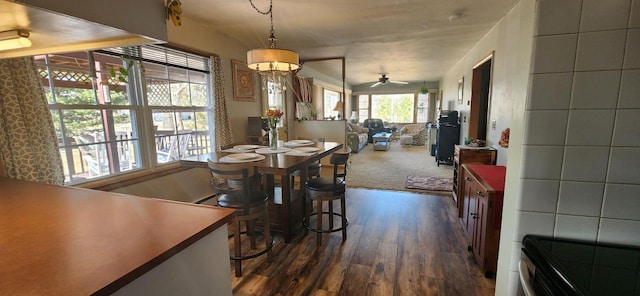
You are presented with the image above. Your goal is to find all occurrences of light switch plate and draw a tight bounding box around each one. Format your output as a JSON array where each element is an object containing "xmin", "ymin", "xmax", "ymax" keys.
[{"xmin": 491, "ymin": 120, "xmax": 497, "ymax": 129}]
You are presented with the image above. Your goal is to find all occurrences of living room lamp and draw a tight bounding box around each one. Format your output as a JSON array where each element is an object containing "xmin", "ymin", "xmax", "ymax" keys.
[
  {"xmin": 349, "ymin": 111, "xmax": 358, "ymax": 123},
  {"xmin": 0, "ymin": 30, "xmax": 32, "ymax": 51},
  {"xmin": 246, "ymin": 0, "xmax": 299, "ymax": 93},
  {"xmin": 333, "ymin": 100, "xmax": 343, "ymax": 119}
]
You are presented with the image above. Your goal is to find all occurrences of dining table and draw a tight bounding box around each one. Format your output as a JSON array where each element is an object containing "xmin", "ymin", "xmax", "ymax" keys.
[{"xmin": 180, "ymin": 141, "xmax": 343, "ymax": 243}]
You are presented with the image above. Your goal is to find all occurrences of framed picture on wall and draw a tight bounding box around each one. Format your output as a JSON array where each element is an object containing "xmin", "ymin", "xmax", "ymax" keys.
[
  {"xmin": 457, "ymin": 76, "xmax": 464, "ymax": 104},
  {"xmin": 231, "ymin": 59, "xmax": 255, "ymax": 101}
]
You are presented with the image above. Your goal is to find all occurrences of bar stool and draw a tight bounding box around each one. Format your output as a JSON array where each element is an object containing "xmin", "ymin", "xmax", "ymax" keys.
[
  {"xmin": 303, "ymin": 151, "xmax": 349, "ymax": 246},
  {"xmin": 208, "ymin": 160, "xmax": 273, "ymax": 277},
  {"xmin": 290, "ymin": 137, "xmax": 324, "ymax": 189}
]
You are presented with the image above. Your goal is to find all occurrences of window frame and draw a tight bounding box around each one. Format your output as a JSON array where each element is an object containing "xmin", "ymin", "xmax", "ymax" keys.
[
  {"xmin": 359, "ymin": 93, "xmax": 420, "ymax": 124},
  {"xmin": 37, "ymin": 45, "xmax": 214, "ymax": 185}
]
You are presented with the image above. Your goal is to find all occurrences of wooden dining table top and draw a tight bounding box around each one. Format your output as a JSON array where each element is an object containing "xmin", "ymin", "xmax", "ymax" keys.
[{"xmin": 180, "ymin": 141, "xmax": 344, "ymax": 174}]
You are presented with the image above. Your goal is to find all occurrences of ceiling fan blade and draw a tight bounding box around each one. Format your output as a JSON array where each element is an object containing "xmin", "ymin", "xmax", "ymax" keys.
[
  {"xmin": 370, "ymin": 82, "xmax": 382, "ymax": 88},
  {"xmin": 389, "ymin": 80, "xmax": 409, "ymax": 85}
]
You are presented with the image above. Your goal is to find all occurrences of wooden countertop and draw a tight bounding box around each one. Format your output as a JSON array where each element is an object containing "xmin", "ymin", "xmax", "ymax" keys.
[{"xmin": 0, "ymin": 177, "xmax": 235, "ymax": 295}]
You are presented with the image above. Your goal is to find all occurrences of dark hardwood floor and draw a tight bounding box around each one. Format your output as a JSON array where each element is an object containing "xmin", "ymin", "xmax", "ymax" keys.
[{"xmin": 227, "ymin": 188, "xmax": 496, "ymax": 296}]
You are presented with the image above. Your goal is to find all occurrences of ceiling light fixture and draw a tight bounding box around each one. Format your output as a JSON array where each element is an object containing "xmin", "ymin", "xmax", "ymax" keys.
[
  {"xmin": 0, "ymin": 30, "xmax": 32, "ymax": 51},
  {"xmin": 246, "ymin": 0, "xmax": 299, "ymax": 93}
]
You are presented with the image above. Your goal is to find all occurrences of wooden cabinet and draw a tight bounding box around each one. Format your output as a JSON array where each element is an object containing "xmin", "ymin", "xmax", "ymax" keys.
[
  {"xmin": 453, "ymin": 145, "xmax": 497, "ymax": 217},
  {"xmin": 460, "ymin": 164, "xmax": 505, "ymax": 276}
]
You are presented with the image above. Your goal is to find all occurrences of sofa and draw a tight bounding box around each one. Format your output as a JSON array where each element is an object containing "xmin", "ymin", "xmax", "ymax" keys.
[
  {"xmin": 399, "ymin": 124, "xmax": 427, "ymax": 146},
  {"xmin": 363, "ymin": 118, "xmax": 386, "ymax": 143},
  {"xmin": 347, "ymin": 123, "xmax": 369, "ymax": 153}
]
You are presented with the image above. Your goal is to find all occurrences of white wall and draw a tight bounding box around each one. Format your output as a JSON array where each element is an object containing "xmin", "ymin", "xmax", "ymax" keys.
[
  {"xmin": 111, "ymin": 168, "xmax": 214, "ymax": 203},
  {"xmin": 442, "ymin": 0, "xmax": 640, "ymax": 295},
  {"xmin": 168, "ymin": 17, "xmax": 264, "ymax": 144},
  {"xmin": 441, "ymin": 1, "xmax": 535, "ymax": 295}
]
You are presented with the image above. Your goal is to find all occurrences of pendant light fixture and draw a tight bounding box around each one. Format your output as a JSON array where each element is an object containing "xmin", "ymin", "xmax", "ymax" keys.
[{"xmin": 246, "ymin": 0, "xmax": 299, "ymax": 93}]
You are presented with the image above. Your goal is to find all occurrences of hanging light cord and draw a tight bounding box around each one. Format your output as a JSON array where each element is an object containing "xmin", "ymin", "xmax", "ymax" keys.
[{"xmin": 249, "ymin": 0, "xmax": 277, "ymax": 48}]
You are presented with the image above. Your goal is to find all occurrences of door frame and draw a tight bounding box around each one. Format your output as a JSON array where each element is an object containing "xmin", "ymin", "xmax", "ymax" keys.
[{"xmin": 468, "ymin": 52, "xmax": 494, "ymax": 141}]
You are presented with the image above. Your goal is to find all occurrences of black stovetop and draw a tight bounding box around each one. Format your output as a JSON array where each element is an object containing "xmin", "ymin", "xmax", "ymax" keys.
[{"xmin": 522, "ymin": 235, "xmax": 640, "ymax": 296}]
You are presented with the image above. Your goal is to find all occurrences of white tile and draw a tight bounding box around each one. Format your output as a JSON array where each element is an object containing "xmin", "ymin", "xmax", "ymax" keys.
[
  {"xmin": 521, "ymin": 146, "xmax": 564, "ymax": 180},
  {"xmin": 580, "ymin": 0, "xmax": 631, "ymax": 31},
  {"xmin": 517, "ymin": 211, "xmax": 556, "ymax": 238},
  {"xmin": 571, "ymin": 70, "xmax": 621, "ymax": 109},
  {"xmin": 535, "ymin": 0, "xmax": 581, "ymax": 35},
  {"xmin": 562, "ymin": 146, "xmax": 610, "ymax": 182},
  {"xmin": 524, "ymin": 110, "xmax": 568, "ymax": 145},
  {"xmin": 555, "ymin": 215, "xmax": 600, "ymax": 241},
  {"xmin": 619, "ymin": 69, "xmax": 640, "ymax": 108},
  {"xmin": 602, "ymin": 184, "xmax": 640, "ymax": 220},
  {"xmin": 575, "ymin": 30, "xmax": 627, "ymax": 71},
  {"xmin": 607, "ymin": 147, "xmax": 640, "ymax": 184},
  {"xmin": 531, "ymin": 34, "xmax": 578, "ymax": 74},
  {"xmin": 612, "ymin": 109, "xmax": 640, "ymax": 146},
  {"xmin": 566, "ymin": 110, "xmax": 615, "ymax": 146},
  {"xmin": 631, "ymin": 0, "xmax": 640, "ymax": 28},
  {"xmin": 557, "ymin": 181, "xmax": 605, "ymax": 216},
  {"xmin": 518, "ymin": 179, "xmax": 559, "ymax": 212},
  {"xmin": 624, "ymin": 28, "xmax": 640, "ymax": 69},
  {"xmin": 527, "ymin": 73, "xmax": 573, "ymax": 110},
  {"xmin": 598, "ymin": 218, "xmax": 640, "ymax": 245}
]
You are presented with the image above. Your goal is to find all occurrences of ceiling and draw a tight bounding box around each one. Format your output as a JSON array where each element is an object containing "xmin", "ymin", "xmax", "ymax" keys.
[
  {"xmin": 0, "ymin": 0, "xmax": 161, "ymax": 59},
  {"xmin": 181, "ymin": 0, "xmax": 519, "ymax": 87}
]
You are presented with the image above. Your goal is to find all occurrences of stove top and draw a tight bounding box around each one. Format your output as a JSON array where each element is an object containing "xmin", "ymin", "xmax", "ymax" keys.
[{"xmin": 522, "ymin": 235, "xmax": 640, "ymax": 296}]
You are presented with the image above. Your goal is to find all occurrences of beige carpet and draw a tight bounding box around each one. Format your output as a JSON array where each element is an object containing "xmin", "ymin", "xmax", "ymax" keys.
[{"xmin": 346, "ymin": 141, "xmax": 454, "ymax": 194}]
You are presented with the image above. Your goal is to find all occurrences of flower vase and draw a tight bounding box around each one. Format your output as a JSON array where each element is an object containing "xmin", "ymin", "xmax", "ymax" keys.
[{"xmin": 269, "ymin": 128, "xmax": 278, "ymax": 150}]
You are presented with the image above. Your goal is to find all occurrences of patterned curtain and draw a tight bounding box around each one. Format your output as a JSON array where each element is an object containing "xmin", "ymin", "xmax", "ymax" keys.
[
  {"xmin": 211, "ymin": 55, "xmax": 234, "ymax": 151},
  {"xmin": 0, "ymin": 57, "xmax": 64, "ymax": 185},
  {"xmin": 297, "ymin": 77, "xmax": 312, "ymax": 103}
]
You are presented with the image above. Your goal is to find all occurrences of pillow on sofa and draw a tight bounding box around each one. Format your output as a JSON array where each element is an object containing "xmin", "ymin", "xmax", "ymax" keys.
[{"xmin": 349, "ymin": 123, "xmax": 368, "ymax": 134}]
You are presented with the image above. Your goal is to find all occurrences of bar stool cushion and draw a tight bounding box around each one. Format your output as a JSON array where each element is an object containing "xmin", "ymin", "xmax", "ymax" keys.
[
  {"xmin": 217, "ymin": 191, "xmax": 269, "ymax": 209},
  {"xmin": 305, "ymin": 177, "xmax": 346, "ymax": 193}
]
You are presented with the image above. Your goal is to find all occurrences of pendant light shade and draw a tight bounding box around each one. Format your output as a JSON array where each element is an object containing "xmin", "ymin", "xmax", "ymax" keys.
[{"xmin": 247, "ymin": 48, "xmax": 299, "ymax": 72}]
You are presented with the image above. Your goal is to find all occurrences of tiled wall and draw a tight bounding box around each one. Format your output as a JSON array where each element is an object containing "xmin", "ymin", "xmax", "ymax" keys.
[{"xmin": 516, "ymin": 0, "xmax": 640, "ymax": 270}]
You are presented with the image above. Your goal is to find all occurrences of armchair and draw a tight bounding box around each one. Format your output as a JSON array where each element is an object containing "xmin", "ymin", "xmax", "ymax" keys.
[
  {"xmin": 363, "ymin": 118, "xmax": 386, "ymax": 143},
  {"xmin": 399, "ymin": 124, "xmax": 427, "ymax": 146}
]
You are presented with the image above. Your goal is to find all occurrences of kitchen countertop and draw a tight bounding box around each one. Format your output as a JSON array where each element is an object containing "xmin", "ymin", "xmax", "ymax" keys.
[{"xmin": 0, "ymin": 177, "xmax": 235, "ymax": 295}]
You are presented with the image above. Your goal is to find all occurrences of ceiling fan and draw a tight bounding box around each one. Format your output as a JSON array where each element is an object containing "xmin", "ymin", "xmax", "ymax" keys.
[{"xmin": 370, "ymin": 74, "xmax": 409, "ymax": 88}]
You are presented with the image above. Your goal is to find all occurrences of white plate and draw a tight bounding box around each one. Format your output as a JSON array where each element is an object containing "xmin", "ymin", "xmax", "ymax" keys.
[
  {"xmin": 293, "ymin": 147, "xmax": 320, "ymax": 153},
  {"xmin": 226, "ymin": 153, "xmax": 259, "ymax": 160},
  {"xmin": 290, "ymin": 139, "xmax": 312, "ymax": 144},
  {"xmin": 255, "ymin": 147, "xmax": 291, "ymax": 154},
  {"xmin": 219, "ymin": 154, "xmax": 265, "ymax": 163},
  {"xmin": 233, "ymin": 144, "xmax": 259, "ymax": 150}
]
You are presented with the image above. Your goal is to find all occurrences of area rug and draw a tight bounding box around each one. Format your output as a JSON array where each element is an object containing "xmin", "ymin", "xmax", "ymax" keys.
[
  {"xmin": 405, "ymin": 176, "xmax": 453, "ymax": 191},
  {"xmin": 346, "ymin": 141, "xmax": 454, "ymax": 193}
]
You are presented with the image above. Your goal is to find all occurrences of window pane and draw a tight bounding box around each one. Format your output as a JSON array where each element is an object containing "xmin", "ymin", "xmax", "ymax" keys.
[
  {"xmin": 358, "ymin": 95, "xmax": 369, "ymax": 122},
  {"xmin": 37, "ymin": 45, "xmax": 212, "ymax": 184},
  {"xmin": 371, "ymin": 94, "xmax": 415, "ymax": 123},
  {"xmin": 416, "ymin": 93, "xmax": 429, "ymax": 123},
  {"xmin": 323, "ymin": 89, "xmax": 340, "ymax": 119}
]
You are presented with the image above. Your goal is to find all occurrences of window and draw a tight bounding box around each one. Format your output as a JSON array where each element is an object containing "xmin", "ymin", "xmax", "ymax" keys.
[
  {"xmin": 36, "ymin": 45, "xmax": 213, "ymax": 184},
  {"xmin": 266, "ymin": 81, "xmax": 285, "ymax": 126},
  {"xmin": 416, "ymin": 93, "xmax": 429, "ymax": 123},
  {"xmin": 323, "ymin": 89, "xmax": 340, "ymax": 119},
  {"xmin": 370, "ymin": 93, "xmax": 415, "ymax": 123},
  {"xmin": 358, "ymin": 95, "xmax": 369, "ymax": 122}
]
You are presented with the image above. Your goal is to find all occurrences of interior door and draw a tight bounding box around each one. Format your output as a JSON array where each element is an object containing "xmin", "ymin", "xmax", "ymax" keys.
[{"xmin": 469, "ymin": 54, "xmax": 493, "ymax": 141}]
